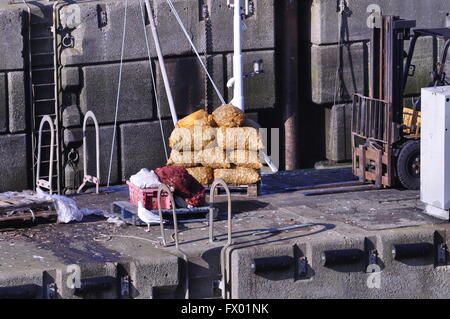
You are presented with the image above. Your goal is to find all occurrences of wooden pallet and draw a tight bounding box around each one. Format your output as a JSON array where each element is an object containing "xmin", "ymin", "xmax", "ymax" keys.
[
  {"xmin": 205, "ymin": 183, "xmax": 259, "ymax": 197},
  {"xmin": 110, "ymin": 201, "xmax": 218, "ymax": 226},
  {"xmin": 0, "ymin": 191, "xmax": 56, "ymax": 223}
]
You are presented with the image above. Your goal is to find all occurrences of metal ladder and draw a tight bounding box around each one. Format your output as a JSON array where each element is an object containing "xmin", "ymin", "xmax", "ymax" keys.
[{"xmin": 23, "ymin": 1, "xmax": 64, "ymax": 194}]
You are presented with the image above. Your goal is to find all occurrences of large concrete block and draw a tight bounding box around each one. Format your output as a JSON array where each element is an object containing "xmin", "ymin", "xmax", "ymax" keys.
[
  {"xmin": 0, "ymin": 134, "xmax": 29, "ymax": 192},
  {"xmin": 325, "ymin": 104, "xmax": 352, "ymax": 162},
  {"xmin": 404, "ymin": 36, "xmax": 435, "ymax": 96},
  {"xmin": 0, "ymin": 73, "xmax": 6, "ymax": 132},
  {"xmin": 226, "ymin": 50, "xmax": 276, "ymax": 110},
  {"xmin": 7, "ymin": 72, "xmax": 26, "ymax": 133},
  {"xmin": 153, "ymin": 0, "xmax": 202, "ymax": 55},
  {"xmin": 0, "ymin": 8, "xmax": 24, "ymax": 70},
  {"xmin": 63, "ymin": 125, "xmax": 120, "ymax": 187},
  {"xmin": 62, "ymin": 67, "xmax": 81, "ymax": 90},
  {"xmin": 120, "ymin": 120, "xmax": 174, "ymax": 181},
  {"xmin": 129, "ymin": 255, "xmax": 179, "ymax": 299},
  {"xmin": 209, "ymin": 0, "xmax": 275, "ymax": 52},
  {"xmin": 155, "ymin": 55, "xmax": 224, "ymax": 118},
  {"xmin": 62, "ymin": 104, "xmax": 83, "ymax": 128},
  {"xmin": 79, "ymin": 61, "xmax": 153, "ymax": 125},
  {"xmin": 311, "ymin": 42, "xmax": 367, "ymax": 105},
  {"xmin": 438, "ymin": 37, "xmax": 450, "ymax": 85},
  {"xmin": 60, "ymin": 0, "xmax": 199, "ymax": 66},
  {"xmin": 308, "ymin": 0, "xmax": 450, "ymax": 45}
]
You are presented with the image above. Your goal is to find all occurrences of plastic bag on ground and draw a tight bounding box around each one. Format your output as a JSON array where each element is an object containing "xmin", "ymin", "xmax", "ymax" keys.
[
  {"xmin": 37, "ymin": 188, "xmax": 83, "ymax": 223},
  {"xmin": 130, "ymin": 168, "xmax": 161, "ymax": 189}
]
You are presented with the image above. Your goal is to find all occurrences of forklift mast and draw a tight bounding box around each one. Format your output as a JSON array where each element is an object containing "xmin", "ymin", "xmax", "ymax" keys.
[
  {"xmin": 352, "ymin": 15, "xmax": 415, "ymax": 188},
  {"xmin": 370, "ymin": 16, "xmax": 416, "ymax": 140}
]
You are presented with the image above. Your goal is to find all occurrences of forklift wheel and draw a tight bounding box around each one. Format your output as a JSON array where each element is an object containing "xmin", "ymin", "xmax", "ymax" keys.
[{"xmin": 396, "ymin": 140, "xmax": 420, "ymax": 190}]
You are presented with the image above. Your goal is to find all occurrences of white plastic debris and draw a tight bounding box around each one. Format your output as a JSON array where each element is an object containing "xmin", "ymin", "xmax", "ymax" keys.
[
  {"xmin": 35, "ymin": 189, "xmax": 127, "ymax": 226},
  {"xmin": 53, "ymin": 195, "xmax": 83, "ymax": 223},
  {"xmin": 129, "ymin": 168, "xmax": 161, "ymax": 189},
  {"xmin": 106, "ymin": 216, "xmax": 127, "ymax": 227},
  {"xmin": 36, "ymin": 189, "xmax": 83, "ymax": 223}
]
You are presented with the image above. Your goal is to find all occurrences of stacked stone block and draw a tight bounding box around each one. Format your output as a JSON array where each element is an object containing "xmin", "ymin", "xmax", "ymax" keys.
[{"xmin": 0, "ymin": 0, "xmax": 275, "ymax": 192}]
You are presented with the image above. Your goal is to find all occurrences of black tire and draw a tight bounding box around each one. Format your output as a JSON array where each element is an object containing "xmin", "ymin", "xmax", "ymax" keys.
[{"xmin": 396, "ymin": 140, "xmax": 420, "ymax": 190}]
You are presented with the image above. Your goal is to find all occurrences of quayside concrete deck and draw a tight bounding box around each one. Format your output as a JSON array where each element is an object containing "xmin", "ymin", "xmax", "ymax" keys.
[{"xmin": 0, "ymin": 168, "xmax": 449, "ymax": 299}]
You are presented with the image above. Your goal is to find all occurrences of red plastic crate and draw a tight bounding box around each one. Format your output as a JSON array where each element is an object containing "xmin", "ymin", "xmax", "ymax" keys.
[{"xmin": 127, "ymin": 181, "xmax": 172, "ymax": 210}]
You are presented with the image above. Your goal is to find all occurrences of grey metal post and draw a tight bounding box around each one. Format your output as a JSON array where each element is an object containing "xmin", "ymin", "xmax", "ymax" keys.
[{"xmin": 144, "ymin": 0, "xmax": 178, "ymax": 126}]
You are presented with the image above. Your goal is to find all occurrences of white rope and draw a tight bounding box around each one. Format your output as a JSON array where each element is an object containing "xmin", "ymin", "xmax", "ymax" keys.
[
  {"xmin": 107, "ymin": 0, "xmax": 128, "ymax": 187},
  {"xmin": 164, "ymin": 0, "xmax": 226, "ymax": 105},
  {"xmin": 139, "ymin": 0, "xmax": 169, "ymax": 161}
]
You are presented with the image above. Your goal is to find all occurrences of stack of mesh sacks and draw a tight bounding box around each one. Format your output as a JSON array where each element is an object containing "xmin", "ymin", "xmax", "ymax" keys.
[{"xmin": 166, "ymin": 105, "xmax": 263, "ymax": 185}]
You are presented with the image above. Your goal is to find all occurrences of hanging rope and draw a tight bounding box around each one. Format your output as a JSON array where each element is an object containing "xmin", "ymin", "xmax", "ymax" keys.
[
  {"xmin": 139, "ymin": 0, "xmax": 169, "ymax": 161},
  {"xmin": 164, "ymin": 0, "xmax": 226, "ymax": 105},
  {"xmin": 333, "ymin": 0, "xmax": 345, "ymax": 107},
  {"xmin": 107, "ymin": 0, "xmax": 128, "ymax": 187}
]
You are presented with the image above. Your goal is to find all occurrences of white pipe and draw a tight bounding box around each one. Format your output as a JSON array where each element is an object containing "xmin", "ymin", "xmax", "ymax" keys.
[
  {"xmin": 144, "ymin": 0, "xmax": 178, "ymax": 125},
  {"xmin": 230, "ymin": 0, "xmax": 244, "ymax": 111}
]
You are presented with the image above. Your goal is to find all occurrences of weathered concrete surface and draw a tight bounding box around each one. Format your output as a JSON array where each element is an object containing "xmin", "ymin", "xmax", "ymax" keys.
[
  {"xmin": 0, "ymin": 73, "xmax": 7, "ymax": 133},
  {"xmin": 59, "ymin": 0, "xmax": 275, "ymax": 66},
  {"xmin": 325, "ymin": 103, "xmax": 352, "ymax": 162},
  {"xmin": 63, "ymin": 125, "xmax": 120, "ymax": 187},
  {"xmin": 0, "ymin": 218, "xmax": 180, "ymax": 299},
  {"xmin": 209, "ymin": 0, "xmax": 275, "ymax": 52},
  {"xmin": 119, "ymin": 120, "xmax": 173, "ymax": 181},
  {"xmin": 308, "ymin": 0, "xmax": 450, "ymax": 45},
  {"xmin": 310, "ymin": 42, "xmax": 368, "ymax": 105},
  {"xmin": 80, "ymin": 62, "xmax": 154, "ymax": 124},
  {"xmin": 0, "ymin": 8, "xmax": 24, "ymax": 71},
  {"xmin": 0, "ymin": 134, "xmax": 28, "ymax": 192},
  {"xmin": 7, "ymin": 72, "xmax": 26, "ymax": 133},
  {"xmin": 0, "ymin": 0, "xmax": 277, "ymax": 192},
  {"xmin": 0, "ymin": 169, "xmax": 449, "ymax": 299},
  {"xmin": 60, "ymin": 0, "xmax": 200, "ymax": 66},
  {"xmin": 155, "ymin": 55, "xmax": 224, "ymax": 118},
  {"xmin": 61, "ymin": 67, "xmax": 81, "ymax": 91},
  {"xmin": 226, "ymin": 50, "xmax": 276, "ymax": 110}
]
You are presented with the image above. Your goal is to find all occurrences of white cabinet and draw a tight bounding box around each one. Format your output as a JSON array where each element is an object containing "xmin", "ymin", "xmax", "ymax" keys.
[{"xmin": 421, "ymin": 86, "xmax": 450, "ymax": 220}]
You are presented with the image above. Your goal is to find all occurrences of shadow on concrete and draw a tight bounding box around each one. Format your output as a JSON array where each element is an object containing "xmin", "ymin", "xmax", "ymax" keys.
[{"xmin": 164, "ymin": 222, "xmax": 336, "ymax": 250}]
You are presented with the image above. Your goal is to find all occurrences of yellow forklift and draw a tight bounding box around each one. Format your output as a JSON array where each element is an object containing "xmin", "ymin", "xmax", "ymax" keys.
[{"xmin": 352, "ymin": 15, "xmax": 450, "ymax": 190}]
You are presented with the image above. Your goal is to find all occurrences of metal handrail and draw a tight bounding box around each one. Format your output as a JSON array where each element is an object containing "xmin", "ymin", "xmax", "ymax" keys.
[
  {"xmin": 209, "ymin": 179, "xmax": 232, "ymax": 244},
  {"xmin": 77, "ymin": 111, "xmax": 100, "ymax": 194},
  {"xmin": 209, "ymin": 179, "xmax": 233, "ymax": 299},
  {"xmin": 36, "ymin": 115, "xmax": 55, "ymax": 194},
  {"xmin": 157, "ymin": 183, "xmax": 189, "ymax": 299}
]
